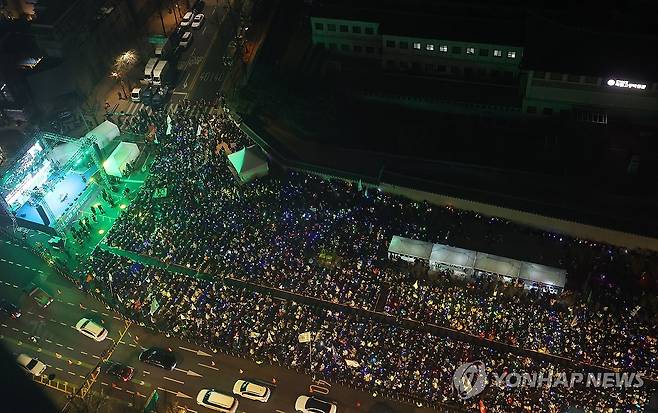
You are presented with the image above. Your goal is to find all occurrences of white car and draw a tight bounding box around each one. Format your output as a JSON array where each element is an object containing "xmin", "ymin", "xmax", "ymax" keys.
[
  {"xmin": 75, "ymin": 318, "xmax": 108, "ymax": 342},
  {"xmin": 196, "ymin": 389, "xmax": 238, "ymax": 413},
  {"xmin": 180, "ymin": 11, "xmax": 194, "ymax": 27},
  {"xmin": 232, "ymin": 380, "xmax": 271, "ymax": 402},
  {"xmin": 295, "ymin": 396, "xmax": 337, "ymax": 413},
  {"xmin": 191, "ymin": 13, "xmax": 204, "ymax": 28},
  {"xmin": 17, "ymin": 354, "xmax": 47, "ymax": 376},
  {"xmin": 180, "ymin": 31, "xmax": 192, "ymax": 48}
]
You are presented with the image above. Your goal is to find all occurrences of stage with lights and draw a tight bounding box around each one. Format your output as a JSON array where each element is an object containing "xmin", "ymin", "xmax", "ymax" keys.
[{"xmin": 0, "ymin": 121, "xmax": 120, "ymax": 234}]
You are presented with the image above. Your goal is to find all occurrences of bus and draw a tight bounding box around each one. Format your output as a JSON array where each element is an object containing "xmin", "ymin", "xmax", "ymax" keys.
[
  {"xmin": 143, "ymin": 57, "xmax": 159, "ymax": 84},
  {"xmin": 152, "ymin": 60, "xmax": 174, "ymax": 86}
]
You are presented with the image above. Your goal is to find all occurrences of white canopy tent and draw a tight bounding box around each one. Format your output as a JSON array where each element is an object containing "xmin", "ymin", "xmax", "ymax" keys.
[
  {"xmin": 103, "ymin": 142, "xmax": 140, "ymax": 177},
  {"xmin": 430, "ymin": 243, "xmax": 477, "ymax": 270},
  {"xmin": 46, "ymin": 120, "xmax": 120, "ymax": 167},
  {"xmin": 474, "ymin": 253, "xmax": 522, "ymax": 279},
  {"xmin": 387, "ymin": 236, "xmax": 433, "ymax": 262},
  {"xmin": 84, "ymin": 120, "xmax": 120, "ymax": 150},
  {"xmin": 519, "ymin": 263, "xmax": 567, "ymax": 289},
  {"xmin": 227, "ymin": 145, "xmax": 269, "ymax": 183}
]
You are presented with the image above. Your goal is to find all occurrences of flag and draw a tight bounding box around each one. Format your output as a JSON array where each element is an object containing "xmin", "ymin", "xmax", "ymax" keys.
[
  {"xmin": 298, "ymin": 332, "xmax": 313, "ymax": 343},
  {"xmin": 149, "ymin": 298, "xmax": 160, "ymax": 315}
]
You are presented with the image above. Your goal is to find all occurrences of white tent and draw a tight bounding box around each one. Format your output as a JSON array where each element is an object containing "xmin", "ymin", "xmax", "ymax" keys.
[
  {"xmin": 46, "ymin": 120, "xmax": 120, "ymax": 167},
  {"xmin": 387, "ymin": 236, "xmax": 433, "ymax": 262},
  {"xmin": 84, "ymin": 120, "xmax": 120, "ymax": 150},
  {"xmin": 474, "ymin": 253, "xmax": 522, "ymax": 278},
  {"xmin": 430, "ymin": 243, "xmax": 477, "ymax": 269},
  {"xmin": 227, "ymin": 145, "xmax": 269, "ymax": 182},
  {"xmin": 103, "ymin": 142, "xmax": 140, "ymax": 177},
  {"xmin": 519, "ymin": 263, "xmax": 567, "ymax": 289}
]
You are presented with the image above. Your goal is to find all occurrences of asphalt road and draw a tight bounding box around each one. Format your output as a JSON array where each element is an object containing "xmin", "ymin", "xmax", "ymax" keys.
[
  {"xmin": 173, "ymin": 3, "xmax": 238, "ymax": 103},
  {"xmin": 0, "ymin": 237, "xmax": 423, "ymax": 413}
]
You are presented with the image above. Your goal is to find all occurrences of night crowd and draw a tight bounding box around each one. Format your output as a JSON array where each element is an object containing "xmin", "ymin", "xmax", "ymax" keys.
[{"xmin": 79, "ymin": 99, "xmax": 656, "ymax": 412}]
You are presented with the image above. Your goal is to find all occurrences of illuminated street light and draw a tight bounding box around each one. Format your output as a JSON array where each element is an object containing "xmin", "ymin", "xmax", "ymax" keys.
[{"xmin": 120, "ymin": 204, "xmax": 127, "ymax": 210}]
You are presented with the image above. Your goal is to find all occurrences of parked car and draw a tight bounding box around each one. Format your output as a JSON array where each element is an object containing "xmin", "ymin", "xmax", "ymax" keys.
[
  {"xmin": 17, "ymin": 354, "xmax": 46, "ymax": 376},
  {"xmin": 75, "ymin": 318, "xmax": 108, "ymax": 342},
  {"xmin": 191, "ymin": 13, "xmax": 204, "ymax": 28},
  {"xmin": 180, "ymin": 31, "xmax": 193, "ymax": 48},
  {"xmin": 131, "ymin": 88, "xmax": 142, "ymax": 102},
  {"xmin": 141, "ymin": 86, "xmax": 155, "ymax": 106},
  {"xmin": 151, "ymin": 86, "xmax": 171, "ymax": 109},
  {"xmin": 106, "ymin": 363, "xmax": 134, "ymax": 382},
  {"xmin": 28, "ymin": 287, "xmax": 53, "ymax": 309},
  {"xmin": 0, "ymin": 299, "xmax": 21, "ymax": 319},
  {"xmin": 180, "ymin": 11, "xmax": 194, "ymax": 27},
  {"xmin": 232, "ymin": 380, "xmax": 271, "ymax": 402},
  {"xmin": 139, "ymin": 347, "xmax": 177, "ymax": 370},
  {"xmin": 196, "ymin": 389, "xmax": 238, "ymax": 413},
  {"xmin": 295, "ymin": 396, "xmax": 337, "ymax": 413}
]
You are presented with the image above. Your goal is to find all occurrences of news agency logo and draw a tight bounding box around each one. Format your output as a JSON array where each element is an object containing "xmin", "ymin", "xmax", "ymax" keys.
[
  {"xmin": 452, "ymin": 360, "xmax": 487, "ymax": 400},
  {"xmin": 452, "ymin": 361, "xmax": 646, "ymax": 400}
]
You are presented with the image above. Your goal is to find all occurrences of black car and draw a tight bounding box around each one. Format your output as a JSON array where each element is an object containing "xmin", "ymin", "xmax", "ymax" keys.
[
  {"xmin": 139, "ymin": 347, "xmax": 176, "ymax": 370},
  {"xmin": 141, "ymin": 86, "xmax": 155, "ymax": 106},
  {"xmin": 0, "ymin": 299, "xmax": 21, "ymax": 319}
]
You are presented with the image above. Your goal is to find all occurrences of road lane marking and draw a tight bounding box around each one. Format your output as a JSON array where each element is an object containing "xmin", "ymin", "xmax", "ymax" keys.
[
  {"xmin": 55, "ymin": 367, "xmax": 63, "ymax": 371},
  {"xmin": 125, "ymin": 390, "xmax": 135, "ymax": 395},
  {"xmin": 59, "ymin": 322, "xmax": 67, "ymax": 326},
  {"xmin": 67, "ymin": 302, "xmax": 75, "ymax": 306},
  {"xmin": 143, "ymin": 370, "xmax": 150, "ymax": 375},
  {"xmin": 80, "ymin": 351, "xmax": 88, "ymax": 355},
  {"xmin": 50, "ymin": 319, "xmax": 57, "ymax": 323},
  {"xmin": 15, "ymin": 263, "xmax": 22, "ymax": 267},
  {"xmin": 11, "ymin": 327, "xmax": 19, "ymax": 332},
  {"xmin": 45, "ymin": 339, "xmax": 52, "ymax": 343},
  {"xmin": 101, "ymin": 382, "xmax": 108, "ymax": 386},
  {"xmin": 101, "ymin": 313, "xmax": 109, "ymax": 316},
  {"xmin": 198, "ymin": 363, "xmax": 219, "ymax": 371},
  {"xmin": 163, "ymin": 376, "xmax": 184, "ymax": 385},
  {"xmin": 27, "ymin": 311, "xmax": 33, "ymax": 315},
  {"xmin": 91, "ymin": 309, "xmax": 97, "ymax": 313},
  {"xmin": 129, "ymin": 343, "xmax": 137, "ymax": 348},
  {"xmin": 0, "ymin": 324, "xmax": 7, "ymax": 328},
  {"xmin": 67, "ymin": 347, "xmax": 75, "ymax": 351},
  {"xmin": 68, "ymin": 371, "xmax": 76, "ymax": 376},
  {"xmin": 92, "ymin": 355, "xmax": 100, "ymax": 359}
]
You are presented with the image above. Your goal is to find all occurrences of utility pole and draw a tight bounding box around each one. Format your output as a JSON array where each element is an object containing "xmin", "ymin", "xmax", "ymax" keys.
[{"xmin": 61, "ymin": 319, "xmax": 132, "ymax": 412}]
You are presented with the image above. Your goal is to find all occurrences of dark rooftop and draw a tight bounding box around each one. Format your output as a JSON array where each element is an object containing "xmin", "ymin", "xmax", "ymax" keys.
[{"xmin": 523, "ymin": 15, "xmax": 658, "ymax": 81}]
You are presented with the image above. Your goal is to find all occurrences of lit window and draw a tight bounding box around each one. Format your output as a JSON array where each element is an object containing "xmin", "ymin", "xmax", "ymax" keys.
[
  {"xmin": 413, "ymin": 42, "xmax": 421, "ymax": 50},
  {"xmin": 426, "ymin": 44, "xmax": 434, "ymax": 51},
  {"xmin": 507, "ymin": 51, "xmax": 516, "ymax": 58},
  {"xmin": 466, "ymin": 47, "xmax": 475, "ymax": 54},
  {"xmin": 439, "ymin": 45, "xmax": 448, "ymax": 52},
  {"xmin": 493, "ymin": 49, "xmax": 502, "ymax": 57}
]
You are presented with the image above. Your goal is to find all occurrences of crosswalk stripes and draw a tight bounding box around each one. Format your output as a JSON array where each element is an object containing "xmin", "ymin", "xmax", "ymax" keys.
[
  {"xmin": 198, "ymin": 71, "xmax": 225, "ymax": 83},
  {"xmin": 117, "ymin": 102, "xmax": 219, "ymax": 130}
]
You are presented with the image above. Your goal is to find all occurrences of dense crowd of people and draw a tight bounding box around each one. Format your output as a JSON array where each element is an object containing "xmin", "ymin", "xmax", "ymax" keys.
[
  {"xmin": 80, "ymin": 98, "xmax": 658, "ymax": 411},
  {"xmin": 81, "ymin": 250, "xmax": 653, "ymax": 413}
]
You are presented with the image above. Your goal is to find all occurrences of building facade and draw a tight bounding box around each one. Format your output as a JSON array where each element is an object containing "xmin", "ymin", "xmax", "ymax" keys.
[{"xmin": 309, "ymin": 8, "xmax": 658, "ymax": 124}]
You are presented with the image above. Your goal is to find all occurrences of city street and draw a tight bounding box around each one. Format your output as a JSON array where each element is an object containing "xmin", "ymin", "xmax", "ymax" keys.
[{"xmin": 0, "ymin": 237, "xmax": 421, "ymax": 413}]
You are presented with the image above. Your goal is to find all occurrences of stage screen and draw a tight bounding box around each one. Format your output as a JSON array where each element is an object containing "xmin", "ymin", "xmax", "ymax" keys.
[{"xmin": 3, "ymin": 141, "xmax": 53, "ymax": 210}]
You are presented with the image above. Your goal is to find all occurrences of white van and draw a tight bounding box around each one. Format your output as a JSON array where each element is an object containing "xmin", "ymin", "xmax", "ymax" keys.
[
  {"xmin": 131, "ymin": 88, "xmax": 142, "ymax": 102},
  {"xmin": 143, "ymin": 57, "xmax": 159, "ymax": 84}
]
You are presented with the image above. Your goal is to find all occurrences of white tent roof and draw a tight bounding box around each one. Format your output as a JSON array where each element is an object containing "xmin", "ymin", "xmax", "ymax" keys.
[
  {"xmin": 46, "ymin": 120, "xmax": 119, "ymax": 167},
  {"xmin": 430, "ymin": 244, "xmax": 477, "ymax": 268},
  {"xmin": 227, "ymin": 145, "xmax": 269, "ymax": 182},
  {"xmin": 103, "ymin": 142, "xmax": 140, "ymax": 177},
  {"xmin": 519, "ymin": 263, "xmax": 567, "ymax": 288},
  {"xmin": 474, "ymin": 253, "xmax": 522, "ymax": 278},
  {"xmin": 84, "ymin": 120, "xmax": 119, "ymax": 150},
  {"xmin": 388, "ymin": 236, "xmax": 432, "ymax": 261}
]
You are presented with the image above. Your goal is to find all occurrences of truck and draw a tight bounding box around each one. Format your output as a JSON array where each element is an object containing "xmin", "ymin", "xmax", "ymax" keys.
[
  {"xmin": 152, "ymin": 61, "xmax": 175, "ymax": 86},
  {"xmin": 154, "ymin": 36, "xmax": 175, "ymax": 60},
  {"xmin": 143, "ymin": 57, "xmax": 159, "ymax": 85}
]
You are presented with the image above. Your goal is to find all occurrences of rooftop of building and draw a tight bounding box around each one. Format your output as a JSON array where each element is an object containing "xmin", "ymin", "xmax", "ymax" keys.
[{"xmin": 311, "ymin": 0, "xmax": 658, "ymax": 80}]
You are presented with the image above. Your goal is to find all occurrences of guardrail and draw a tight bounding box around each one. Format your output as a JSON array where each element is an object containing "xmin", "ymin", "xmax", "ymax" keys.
[{"xmin": 33, "ymin": 374, "xmax": 78, "ymax": 397}]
